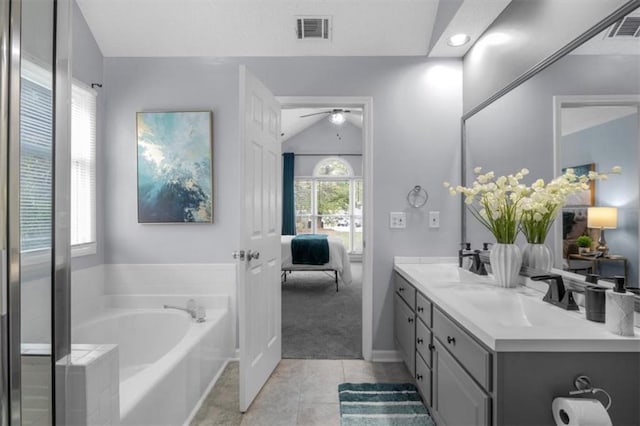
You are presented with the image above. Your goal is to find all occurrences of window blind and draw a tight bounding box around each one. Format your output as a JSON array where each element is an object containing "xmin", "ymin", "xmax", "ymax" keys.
[
  {"xmin": 71, "ymin": 83, "xmax": 97, "ymax": 246},
  {"xmin": 20, "ymin": 67, "xmax": 53, "ymax": 252}
]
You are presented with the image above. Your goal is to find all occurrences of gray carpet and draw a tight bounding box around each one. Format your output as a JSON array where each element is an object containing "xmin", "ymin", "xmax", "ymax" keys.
[{"xmin": 282, "ymin": 264, "xmax": 362, "ymax": 359}]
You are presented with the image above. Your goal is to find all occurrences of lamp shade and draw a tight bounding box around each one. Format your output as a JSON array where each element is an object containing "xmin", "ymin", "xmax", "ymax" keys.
[{"xmin": 587, "ymin": 207, "xmax": 618, "ymax": 229}]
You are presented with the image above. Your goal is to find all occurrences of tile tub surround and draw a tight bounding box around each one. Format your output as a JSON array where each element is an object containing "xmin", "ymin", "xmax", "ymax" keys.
[
  {"xmin": 394, "ymin": 261, "xmax": 640, "ymax": 352},
  {"xmin": 191, "ymin": 359, "xmax": 414, "ymax": 426},
  {"xmin": 65, "ymin": 344, "xmax": 120, "ymax": 426}
]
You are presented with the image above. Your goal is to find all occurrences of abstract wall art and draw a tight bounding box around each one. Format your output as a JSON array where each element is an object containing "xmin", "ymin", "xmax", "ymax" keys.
[{"xmin": 137, "ymin": 111, "xmax": 213, "ymax": 223}]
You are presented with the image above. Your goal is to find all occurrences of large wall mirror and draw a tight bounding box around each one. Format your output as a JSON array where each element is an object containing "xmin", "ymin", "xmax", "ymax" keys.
[{"xmin": 462, "ymin": 2, "xmax": 640, "ymax": 289}]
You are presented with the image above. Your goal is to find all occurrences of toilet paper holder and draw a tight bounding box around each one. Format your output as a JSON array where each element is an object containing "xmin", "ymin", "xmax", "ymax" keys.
[{"xmin": 568, "ymin": 375, "xmax": 612, "ymax": 410}]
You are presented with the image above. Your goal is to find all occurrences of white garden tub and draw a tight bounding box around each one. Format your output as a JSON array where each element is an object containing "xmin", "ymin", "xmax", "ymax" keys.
[{"xmin": 73, "ymin": 307, "xmax": 231, "ymax": 425}]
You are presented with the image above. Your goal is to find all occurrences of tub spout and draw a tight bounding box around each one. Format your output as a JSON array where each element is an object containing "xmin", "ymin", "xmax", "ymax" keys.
[{"xmin": 163, "ymin": 299, "xmax": 206, "ymax": 322}]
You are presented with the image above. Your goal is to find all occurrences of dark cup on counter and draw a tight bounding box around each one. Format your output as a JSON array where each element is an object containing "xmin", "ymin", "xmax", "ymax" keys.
[{"xmin": 585, "ymin": 286, "xmax": 607, "ymax": 323}]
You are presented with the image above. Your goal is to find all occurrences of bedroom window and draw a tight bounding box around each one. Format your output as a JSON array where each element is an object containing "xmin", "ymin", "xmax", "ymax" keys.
[{"xmin": 295, "ymin": 158, "xmax": 363, "ymax": 254}]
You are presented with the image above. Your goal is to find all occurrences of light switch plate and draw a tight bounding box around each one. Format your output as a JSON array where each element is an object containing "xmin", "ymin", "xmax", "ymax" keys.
[
  {"xmin": 429, "ymin": 211, "xmax": 440, "ymax": 228},
  {"xmin": 389, "ymin": 212, "xmax": 406, "ymax": 229}
]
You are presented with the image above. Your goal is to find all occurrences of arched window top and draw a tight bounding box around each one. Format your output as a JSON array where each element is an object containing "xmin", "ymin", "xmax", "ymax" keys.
[{"xmin": 313, "ymin": 157, "xmax": 353, "ymax": 177}]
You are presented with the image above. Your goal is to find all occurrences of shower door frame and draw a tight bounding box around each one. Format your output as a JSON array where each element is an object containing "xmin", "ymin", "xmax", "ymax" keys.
[{"xmin": 1, "ymin": 0, "xmax": 23, "ymax": 422}]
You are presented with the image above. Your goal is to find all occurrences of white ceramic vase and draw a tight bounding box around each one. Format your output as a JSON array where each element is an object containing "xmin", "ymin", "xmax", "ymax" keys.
[
  {"xmin": 490, "ymin": 243, "xmax": 522, "ymax": 288},
  {"xmin": 522, "ymin": 243, "xmax": 553, "ymax": 272}
]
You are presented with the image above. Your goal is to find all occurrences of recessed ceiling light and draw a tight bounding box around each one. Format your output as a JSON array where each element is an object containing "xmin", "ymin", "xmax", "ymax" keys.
[{"xmin": 447, "ymin": 33, "xmax": 471, "ymax": 47}]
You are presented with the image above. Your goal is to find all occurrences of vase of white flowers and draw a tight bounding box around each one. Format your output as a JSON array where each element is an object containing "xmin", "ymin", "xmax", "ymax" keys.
[
  {"xmin": 445, "ymin": 166, "xmax": 621, "ymax": 286},
  {"xmin": 519, "ymin": 166, "xmax": 621, "ymax": 272},
  {"xmin": 445, "ymin": 167, "xmax": 529, "ymax": 287}
]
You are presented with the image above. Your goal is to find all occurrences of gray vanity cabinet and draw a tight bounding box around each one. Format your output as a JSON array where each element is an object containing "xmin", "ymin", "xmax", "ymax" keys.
[
  {"xmin": 433, "ymin": 339, "xmax": 490, "ymax": 426},
  {"xmin": 394, "ymin": 271, "xmax": 491, "ymax": 425}
]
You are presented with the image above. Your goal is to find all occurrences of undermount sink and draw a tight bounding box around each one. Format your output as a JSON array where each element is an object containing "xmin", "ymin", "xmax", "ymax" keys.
[
  {"xmin": 460, "ymin": 289, "xmax": 583, "ymax": 328},
  {"xmin": 402, "ymin": 263, "xmax": 494, "ymax": 284}
]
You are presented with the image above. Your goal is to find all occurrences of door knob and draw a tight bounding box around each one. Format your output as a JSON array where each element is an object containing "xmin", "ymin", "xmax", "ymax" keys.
[
  {"xmin": 247, "ymin": 250, "xmax": 260, "ymax": 261},
  {"xmin": 232, "ymin": 250, "xmax": 245, "ymax": 261}
]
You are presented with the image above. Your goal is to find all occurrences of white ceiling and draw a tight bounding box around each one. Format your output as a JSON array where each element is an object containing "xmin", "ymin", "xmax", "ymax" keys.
[
  {"xmin": 76, "ymin": 0, "xmax": 510, "ymax": 58},
  {"xmin": 281, "ymin": 108, "xmax": 362, "ymax": 141},
  {"xmin": 77, "ymin": 0, "xmax": 440, "ymax": 57},
  {"xmin": 561, "ymin": 106, "xmax": 637, "ymax": 136}
]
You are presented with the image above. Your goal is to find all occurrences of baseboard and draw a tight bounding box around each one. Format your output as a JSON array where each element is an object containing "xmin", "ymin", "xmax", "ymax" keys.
[
  {"xmin": 371, "ymin": 350, "xmax": 402, "ymax": 362},
  {"xmin": 183, "ymin": 358, "xmax": 231, "ymax": 426}
]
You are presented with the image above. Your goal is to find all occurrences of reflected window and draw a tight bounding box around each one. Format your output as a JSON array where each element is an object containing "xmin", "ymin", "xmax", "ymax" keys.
[{"xmin": 20, "ymin": 59, "xmax": 53, "ymax": 252}]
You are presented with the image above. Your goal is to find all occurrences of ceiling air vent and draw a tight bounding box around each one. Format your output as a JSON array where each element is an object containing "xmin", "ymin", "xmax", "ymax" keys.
[
  {"xmin": 296, "ymin": 16, "xmax": 331, "ymax": 40},
  {"xmin": 607, "ymin": 16, "xmax": 640, "ymax": 38}
]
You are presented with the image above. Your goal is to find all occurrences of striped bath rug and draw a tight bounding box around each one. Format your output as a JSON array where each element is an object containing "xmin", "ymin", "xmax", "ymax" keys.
[{"xmin": 338, "ymin": 383, "xmax": 436, "ymax": 426}]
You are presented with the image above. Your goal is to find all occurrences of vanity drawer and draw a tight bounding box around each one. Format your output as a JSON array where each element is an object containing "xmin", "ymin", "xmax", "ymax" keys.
[
  {"xmin": 433, "ymin": 308, "xmax": 491, "ymax": 390},
  {"xmin": 415, "ymin": 352, "xmax": 431, "ymax": 407},
  {"xmin": 415, "ymin": 318, "xmax": 432, "ymax": 367},
  {"xmin": 394, "ymin": 273, "xmax": 416, "ymax": 309},
  {"xmin": 415, "ymin": 292, "xmax": 432, "ymax": 327}
]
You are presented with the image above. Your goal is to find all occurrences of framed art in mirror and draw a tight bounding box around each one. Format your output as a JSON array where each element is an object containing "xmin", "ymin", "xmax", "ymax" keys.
[{"xmin": 136, "ymin": 111, "xmax": 213, "ymax": 223}]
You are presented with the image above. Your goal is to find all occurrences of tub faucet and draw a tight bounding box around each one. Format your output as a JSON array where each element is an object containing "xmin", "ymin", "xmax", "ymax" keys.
[{"xmin": 163, "ymin": 299, "xmax": 206, "ymax": 322}]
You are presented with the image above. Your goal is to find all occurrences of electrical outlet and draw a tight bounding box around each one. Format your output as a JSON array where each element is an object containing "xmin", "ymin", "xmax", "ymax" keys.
[
  {"xmin": 429, "ymin": 211, "xmax": 440, "ymax": 228},
  {"xmin": 390, "ymin": 212, "xmax": 406, "ymax": 229}
]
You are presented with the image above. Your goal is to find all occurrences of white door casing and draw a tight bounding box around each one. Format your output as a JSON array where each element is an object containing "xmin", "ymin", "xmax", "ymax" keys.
[{"xmin": 238, "ymin": 65, "xmax": 282, "ymax": 412}]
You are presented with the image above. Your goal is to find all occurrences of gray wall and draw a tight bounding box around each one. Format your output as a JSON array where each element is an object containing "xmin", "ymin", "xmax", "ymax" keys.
[
  {"xmin": 463, "ymin": 0, "xmax": 629, "ymax": 113},
  {"xmin": 71, "ymin": 0, "xmax": 105, "ymax": 270},
  {"xmin": 282, "ymin": 118, "xmax": 362, "ymax": 177},
  {"xmin": 562, "ymin": 114, "xmax": 639, "ymax": 285},
  {"xmin": 102, "ymin": 57, "xmax": 463, "ymax": 350},
  {"xmin": 464, "ymin": 53, "xmax": 640, "ymax": 265},
  {"xmin": 103, "ymin": 58, "xmax": 240, "ymax": 263}
]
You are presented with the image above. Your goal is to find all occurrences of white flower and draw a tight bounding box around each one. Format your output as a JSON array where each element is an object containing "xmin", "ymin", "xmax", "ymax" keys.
[
  {"xmin": 611, "ymin": 166, "xmax": 622, "ymax": 174},
  {"xmin": 474, "ymin": 166, "xmax": 482, "ymax": 174},
  {"xmin": 443, "ymin": 182, "xmax": 450, "ymax": 188}
]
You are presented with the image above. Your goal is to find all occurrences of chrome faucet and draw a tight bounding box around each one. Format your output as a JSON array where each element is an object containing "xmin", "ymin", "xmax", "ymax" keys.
[{"xmin": 163, "ymin": 298, "xmax": 206, "ymax": 322}]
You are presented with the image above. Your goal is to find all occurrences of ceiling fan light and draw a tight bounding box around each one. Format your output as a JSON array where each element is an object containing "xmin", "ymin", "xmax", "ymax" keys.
[
  {"xmin": 447, "ymin": 33, "xmax": 471, "ymax": 47},
  {"xmin": 330, "ymin": 112, "xmax": 346, "ymax": 125}
]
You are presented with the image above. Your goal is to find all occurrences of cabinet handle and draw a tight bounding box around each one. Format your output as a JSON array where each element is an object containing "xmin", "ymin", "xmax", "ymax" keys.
[
  {"xmin": 428, "ymin": 343, "xmax": 435, "ymax": 351},
  {"xmin": 417, "ymin": 338, "xmax": 423, "ymax": 344},
  {"xmin": 407, "ymin": 317, "xmax": 414, "ymax": 323},
  {"xmin": 417, "ymin": 306, "xmax": 424, "ymax": 313},
  {"xmin": 447, "ymin": 336, "xmax": 456, "ymax": 345},
  {"xmin": 416, "ymin": 374, "xmax": 423, "ymax": 381}
]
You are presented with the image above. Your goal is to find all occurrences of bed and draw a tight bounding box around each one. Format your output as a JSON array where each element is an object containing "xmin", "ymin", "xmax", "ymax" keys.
[{"xmin": 281, "ymin": 235, "xmax": 353, "ymax": 291}]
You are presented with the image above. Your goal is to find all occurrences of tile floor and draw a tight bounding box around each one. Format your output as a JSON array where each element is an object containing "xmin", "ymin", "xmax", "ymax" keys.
[{"xmin": 191, "ymin": 359, "xmax": 414, "ymax": 426}]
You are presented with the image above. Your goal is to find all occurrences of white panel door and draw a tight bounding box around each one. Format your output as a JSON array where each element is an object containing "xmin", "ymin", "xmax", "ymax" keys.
[{"xmin": 238, "ymin": 65, "xmax": 282, "ymax": 412}]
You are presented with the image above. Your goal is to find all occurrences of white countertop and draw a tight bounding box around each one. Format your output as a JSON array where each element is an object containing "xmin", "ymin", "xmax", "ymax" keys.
[{"xmin": 394, "ymin": 260, "xmax": 640, "ymax": 352}]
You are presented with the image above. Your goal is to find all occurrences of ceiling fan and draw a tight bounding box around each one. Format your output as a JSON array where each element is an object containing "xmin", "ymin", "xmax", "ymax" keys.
[{"xmin": 299, "ymin": 108, "xmax": 362, "ymax": 125}]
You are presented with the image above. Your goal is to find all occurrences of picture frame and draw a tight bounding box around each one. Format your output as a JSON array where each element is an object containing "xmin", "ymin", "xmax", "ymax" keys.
[
  {"xmin": 563, "ymin": 163, "xmax": 595, "ymax": 207},
  {"xmin": 136, "ymin": 111, "xmax": 213, "ymax": 223}
]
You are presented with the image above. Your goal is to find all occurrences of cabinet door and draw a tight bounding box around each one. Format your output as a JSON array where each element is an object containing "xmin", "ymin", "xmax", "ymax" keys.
[
  {"xmin": 394, "ymin": 294, "xmax": 415, "ymax": 377},
  {"xmin": 415, "ymin": 352, "xmax": 432, "ymax": 407},
  {"xmin": 432, "ymin": 340, "xmax": 490, "ymax": 426}
]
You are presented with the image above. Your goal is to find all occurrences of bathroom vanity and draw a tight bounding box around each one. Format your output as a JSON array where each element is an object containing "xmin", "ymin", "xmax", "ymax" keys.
[{"xmin": 393, "ymin": 260, "xmax": 640, "ymax": 426}]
